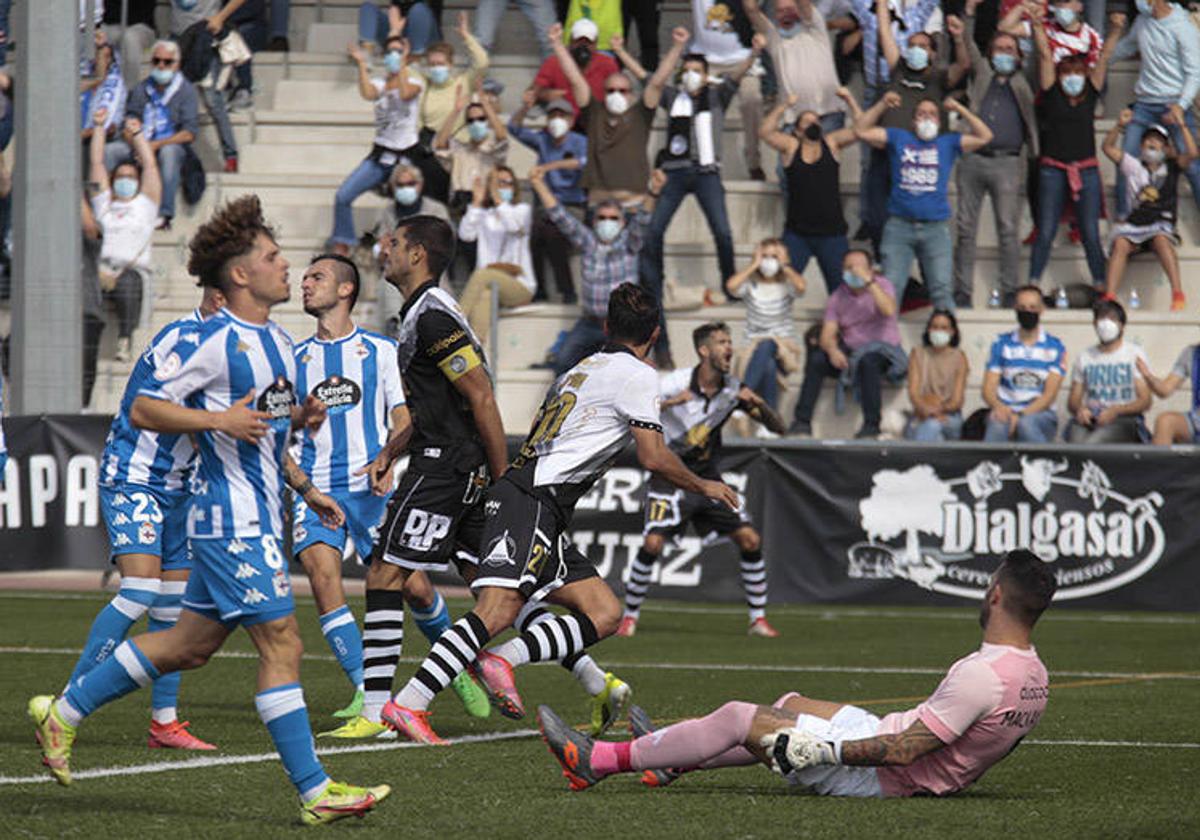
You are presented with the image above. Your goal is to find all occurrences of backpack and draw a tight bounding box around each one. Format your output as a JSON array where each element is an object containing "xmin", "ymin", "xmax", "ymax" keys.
[
  {"xmin": 182, "ymin": 145, "xmax": 207, "ymax": 206},
  {"xmin": 178, "ymin": 20, "xmax": 216, "ymax": 84}
]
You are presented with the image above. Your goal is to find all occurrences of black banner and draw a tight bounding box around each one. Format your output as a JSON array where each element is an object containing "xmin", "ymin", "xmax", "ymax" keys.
[{"xmin": 2, "ymin": 417, "xmax": 1198, "ymax": 610}]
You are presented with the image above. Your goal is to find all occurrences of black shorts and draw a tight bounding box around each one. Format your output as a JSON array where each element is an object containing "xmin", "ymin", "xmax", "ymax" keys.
[
  {"xmin": 642, "ymin": 476, "xmax": 751, "ymax": 540},
  {"xmin": 470, "ymin": 478, "xmax": 598, "ymax": 601},
  {"xmin": 373, "ymin": 464, "xmax": 488, "ymax": 572}
]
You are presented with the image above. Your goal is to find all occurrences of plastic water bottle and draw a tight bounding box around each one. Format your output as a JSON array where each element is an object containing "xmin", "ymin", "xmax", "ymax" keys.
[
  {"xmin": 1128, "ymin": 288, "xmax": 1141, "ymax": 310},
  {"xmin": 988, "ymin": 288, "xmax": 1002, "ymax": 308},
  {"xmin": 1055, "ymin": 287, "xmax": 1069, "ymax": 309}
]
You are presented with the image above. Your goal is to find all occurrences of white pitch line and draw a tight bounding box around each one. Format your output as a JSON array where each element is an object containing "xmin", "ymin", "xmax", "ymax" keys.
[{"xmin": 1026, "ymin": 739, "xmax": 1200, "ymax": 749}]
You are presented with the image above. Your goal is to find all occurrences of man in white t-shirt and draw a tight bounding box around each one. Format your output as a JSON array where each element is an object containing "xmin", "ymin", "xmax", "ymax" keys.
[
  {"xmin": 745, "ymin": 0, "xmax": 844, "ymax": 132},
  {"xmin": 1065, "ymin": 299, "xmax": 1150, "ymax": 444}
]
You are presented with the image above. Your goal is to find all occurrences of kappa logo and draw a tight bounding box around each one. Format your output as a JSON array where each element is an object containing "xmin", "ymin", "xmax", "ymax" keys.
[
  {"xmin": 114, "ymin": 533, "xmax": 133, "ymax": 547},
  {"xmin": 138, "ymin": 522, "xmax": 157, "ymax": 545},
  {"xmin": 846, "ymin": 458, "xmax": 1165, "ymax": 600},
  {"xmin": 482, "ymin": 530, "xmax": 517, "ymax": 567},
  {"xmin": 111, "ymin": 512, "xmax": 130, "ymax": 526},
  {"xmin": 113, "ymin": 493, "xmax": 130, "ymax": 506},
  {"xmin": 234, "ymin": 562, "xmax": 258, "ymax": 580},
  {"xmin": 228, "ymin": 538, "xmax": 251, "ymax": 555},
  {"xmin": 242, "ymin": 588, "xmax": 269, "ymax": 605}
]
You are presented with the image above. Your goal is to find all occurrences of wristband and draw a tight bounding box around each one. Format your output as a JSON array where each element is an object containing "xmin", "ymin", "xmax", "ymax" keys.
[
  {"xmin": 830, "ymin": 739, "xmax": 844, "ymax": 764},
  {"xmin": 295, "ymin": 479, "xmax": 315, "ymax": 498}
]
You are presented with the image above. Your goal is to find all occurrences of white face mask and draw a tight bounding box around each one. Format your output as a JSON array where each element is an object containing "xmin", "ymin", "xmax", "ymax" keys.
[
  {"xmin": 682, "ymin": 70, "xmax": 704, "ymax": 94},
  {"xmin": 1095, "ymin": 319, "xmax": 1121, "ymax": 344},
  {"xmin": 547, "ymin": 116, "xmax": 570, "ymax": 139},
  {"xmin": 928, "ymin": 329, "xmax": 952, "ymax": 348},
  {"xmin": 915, "ymin": 119, "xmax": 939, "ymax": 142},
  {"xmin": 605, "ymin": 91, "xmax": 629, "ymax": 115},
  {"xmin": 758, "ymin": 256, "xmax": 780, "ymax": 278}
]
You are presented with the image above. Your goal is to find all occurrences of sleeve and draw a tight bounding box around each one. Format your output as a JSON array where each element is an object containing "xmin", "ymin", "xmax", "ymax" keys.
[
  {"xmin": 546, "ymin": 203, "xmax": 595, "ymax": 251},
  {"xmin": 176, "ymin": 84, "xmax": 199, "ymax": 136},
  {"xmin": 822, "ymin": 290, "xmax": 841, "ymax": 324},
  {"xmin": 1111, "ymin": 26, "xmax": 1140, "ymax": 62},
  {"xmin": 418, "ymin": 310, "xmax": 484, "ymax": 383},
  {"xmin": 457, "ymin": 205, "xmax": 484, "ymax": 242},
  {"xmin": 494, "ymin": 201, "xmax": 531, "ymax": 235},
  {"xmin": 138, "ymin": 327, "xmax": 224, "ymax": 404},
  {"xmin": 125, "ymin": 84, "xmax": 145, "ymax": 119},
  {"xmin": 91, "ymin": 189, "xmax": 112, "ymax": 221},
  {"xmin": 508, "ymin": 122, "xmax": 542, "ymax": 151},
  {"xmin": 1131, "ymin": 346, "xmax": 1147, "ymax": 380},
  {"xmin": 615, "ymin": 365, "xmax": 663, "ymax": 430},
  {"xmin": 380, "ymin": 341, "xmax": 406, "ymax": 409},
  {"xmin": 1069, "ymin": 352, "xmax": 1084, "ymax": 384},
  {"xmin": 624, "ymin": 208, "xmax": 650, "ymax": 254},
  {"xmin": 571, "ymin": 133, "xmax": 588, "ymax": 169},
  {"xmin": 1050, "ymin": 339, "xmax": 1067, "ymax": 376},
  {"xmin": 1118, "ymin": 152, "xmax": 1142, "ymax": 180},
  {"xmin": 463, "ymin": 29, "xmax": 490, "ymax": 78},
  {"xmin": 917, "ymin": 657, "xmax": 1005, "ymax": 743},
  {"xmin": 986, "ymin": 337, "xmax": 1005, "ymax": 373},
  {"xmin": 533, "ymin": 57, "xmax": 559, "ymax": 91},
  {"xmin": 1170, "ymin": 345, "xmax": 1194, "ymax": 379},
  {"xmin": 370, "ymin": 77, "xmax": 385, "ymax": 96},
  {"xmin": 657, "ymin": 368, "xmax": 690, "ymax": 399},
  {"xmin": 1177, "ymin": 22, "xmax": 1200, "ymax": 107},
  {"xmin": 884, "ymin": 127, "xmax": 900, "ymax": 149}
]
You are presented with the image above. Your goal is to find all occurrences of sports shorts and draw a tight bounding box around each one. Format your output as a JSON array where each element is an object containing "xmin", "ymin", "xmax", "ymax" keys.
[
  {"xmin": 785, "ymin": 705, "xmax": 884, "ymax": 798},
  {"xmin": 292, "ymin": 489, "xmax": 389, "ymax": 562},
  {"xmin": 642, "ymin": 476, "xmax": 751, "ymax": 540},
  {"xmin": 100, "ymin": 484, "xmax": 190, "ymax": 571},
  {"xmin": 470, "ymin": 477, "xmax": 598, "ymax": 601},
  {"xmin": 372, "ymin": 464, "xmax": 488, "ymax": 572},
  {"xmin": 183, "ymin": 534, "xmax": 295, "ymax": 627}
]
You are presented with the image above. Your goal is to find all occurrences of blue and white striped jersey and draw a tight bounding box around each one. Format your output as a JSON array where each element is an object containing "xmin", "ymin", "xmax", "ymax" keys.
[
  {"xmin": 139, "ymin": 309, "xmax": 298, "ymax": 541},
  {"xmin": 294, "ymin": 326, "xmax": 404, "ymax": 495},
  {"xmin": 101, "ymin": 310, "xmax": 204, "ymax": 495},
  {"xmin": 986, "ymin": 329, "xmax": 1067, "ymax": 410}
]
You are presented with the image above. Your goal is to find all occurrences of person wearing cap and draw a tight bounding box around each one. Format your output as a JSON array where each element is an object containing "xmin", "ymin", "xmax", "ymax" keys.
[
  {"xmin": 510, "ymin": 88, "xmax": 589, "ymax": 303},
  {"xmin": 534, "ymin": 17, "xmax": 621, "ymax": 119}
]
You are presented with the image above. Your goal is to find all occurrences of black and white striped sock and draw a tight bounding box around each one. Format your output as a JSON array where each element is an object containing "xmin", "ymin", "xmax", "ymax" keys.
[
  {"xmin": 395, "ymin": 612, "xmax": 490, "ymax": 709},
  {"xmin": 508, "ymin": 604, "xmax": 607, "ymax": 695},
  {"xmin": 740, "ymin": 549, "xmax": 768, "ymax": 622},
  {"xmin": 499, "ymin": 613, "xmax": 599, "ymax": 668},
  {"xmin": 623, "ymin": 549, "xmax": 657, "ymax": 618},
  {"xmin": 361, "ymin": 589, "xmax": 406, "ymax": 723}
]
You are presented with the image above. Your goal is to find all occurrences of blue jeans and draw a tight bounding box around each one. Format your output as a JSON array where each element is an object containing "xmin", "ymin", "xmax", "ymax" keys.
[
  {"xmin": 983, "ymin": 409, "xmax": 1058, "ymax": 443},
  {"xmin": 1119, "ymin": 101, "xmax": 1200, "ymax": 217},
  {"xmin": 743, "ymin": 339, "xmax": 781, "ymax": 410},
  {"xmin": 331, "ymin": 155, "xmax": 394, "ymax": 246},
  {"xmin": 553, "ymin": 316, "xmax": 607, "ymax": 376},
  {"xmin": 201, "ymin": 62, "xmax": 238, "ymax": 158},
  {"xmin": 105, "ymin": 140, "xmax": 185, "ymax": 219},
  {"xmin": 880, "ymin": 217, "xmax": 954, "ymax": 311},
  {"xmin": 270, "ymin": 0, "xmax": 290, "ymax": 41},
  {"xmin": 359, "ymin": 2, "xmax": 438, "ymax": 54},
  {"xmin": 782, "ymin": 229, "xmax": 847, "ymax": 295},
  {"xmin": 1030, "ymin": 164, "xmax": 1104, "ymax": 285},
  {"xmin": 473, "ymin": 0, "xmax": 556, "ymax": 57},
  {"xmin": 906, "ymin": 412, "xmax": 963, "ymax": 442}
]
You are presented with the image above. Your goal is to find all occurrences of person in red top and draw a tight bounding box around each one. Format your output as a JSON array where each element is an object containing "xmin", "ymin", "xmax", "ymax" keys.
[{"xmin": 533, "ymin": 18, "xmax": 620, "ymax": 119}]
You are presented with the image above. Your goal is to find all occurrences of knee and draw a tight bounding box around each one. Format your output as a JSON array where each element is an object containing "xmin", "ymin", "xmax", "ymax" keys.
[
  {"xmin": 157, "ymin": 144, "xmax": 185, "ymax": 168},
  {"xmin": 734, "ymin": 528, "xmax": 761, "ymax": 553},
  {"xmin": 588, "ymin": 597, "xmax": 623, "ymax": 639},
  {"xmin": 365, "ymin": 560, "xmax": 404, "ymax": 589},
  {"xmin": 475, "ymin": 590, "xmax": 524, "ymax": 635},
  {"xmin": 402, "ymin": 573, "xmax": 434, "ymax": 608},
  {"xmin": 641, "ymin": 534, "xmax": 665, "ymax": 556}
]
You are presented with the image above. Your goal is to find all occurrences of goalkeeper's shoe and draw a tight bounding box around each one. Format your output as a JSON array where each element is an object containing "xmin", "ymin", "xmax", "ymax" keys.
[
  {"xmin": 28, "ymin": 695, "xmax": 75, "ymax": 786},
  {"xmin": 331, "ymin": 689, "xmax": 365, "ymax": 720},
  {"xmin": 380, "ymin": 700, "xmax": 447, "ymax": 745},
  {"xmin": 147, "ymin": 720, "xmax": 217, "ymax": 750},
  {"xmin": 537, "ymin": 705, "xmax": 601, "ymax": 792},
  {"xmin": 451, "ymin": 671, "xmax": 492, "ymax": 719},
  {"xmin": 472, "ymin": 650, "xmax": 524, "ymax": 720},
  {"xmin": 588, "ymin": 673, "xmax": 632, "ymax": 736},
  {"xmin": 318, "ymin": 715, "xmax": 389, "ymax": 739},
  {"xmin": 628, "ymin": 704, "xmax": 682, "ymax": 788},
  {"xmin": 300, "ymin": 781, "xmax": 391, "ymax": 826}
]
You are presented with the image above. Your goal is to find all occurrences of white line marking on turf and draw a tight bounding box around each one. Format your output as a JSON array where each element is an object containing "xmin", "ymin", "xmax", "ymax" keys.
[
  {"xmin": 1, "ymin": 646, "xmax": 1196, "ymax": 682},
  {"xmin": 1026, "ymin": 739, "xmax": 1200, "ymax": 749}
]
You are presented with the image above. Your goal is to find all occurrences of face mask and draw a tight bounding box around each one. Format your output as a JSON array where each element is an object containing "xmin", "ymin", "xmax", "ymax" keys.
[
  {"xmin": 383, "ymin": 51, "xmax": 403, "ymax": 75},
  {"xmin": 803, "ymin": 122, "xmax": 822, "ymax": 141},
  {"xmin": 1017, "ymin": 309, "xmax": 1040, "ymax": 331},
  {"xmin": 176, "ymin": 0, "xmax": 198, "ymax": 10},
  {"xmin": 682, "ymin": 70, "xmax": 704, "ymax": 94},
  {"xmin": 1061, "ymin": 74, "xmax": 1085, "ymax": 97},
  {"xmin": 595, "ymin": 219, "xmax": 621, "ymax": 242},
  {"xmin": 1095, "ymin": 319, "xmax": 1121, "ymax": 344},
  {"xmin": 905, "ymin": 45, "xmax": 929, "ymax": 72},
  {"xmin": 570, "ymin": 44, "xmax": 592, "ymax": 68},
  {"xmin": 991, "ymin": 53, "xmax": 1017, "ymax": 76},
  {"xmin": 605, "ymin": 91, "xmax": 629, "ymax": 115},
  {"xmin": 497, "ymin": 187, "xmax": 514, "ymax": 203},
  {"xmin": 467, "ymin": 120, "xmax": 489, "ymax": 142},
  {"xmin": 394, "ymin": 185, "xmax": 419, "ymax": 205},
  {"xmin": 843, "ymin": 270, "xmax": 866, "ymax": 290},
  {"xmin": 759, "ymin": 256, "xmax": 780, "ymax": 278},
  {"xmin": 778, "ymin": 22, "xmax": 802, "ymax": 38},
  {"xmin": 427, "ymin": 65, "xmax": 450, "ymax": 85},
  {"xmin": 1143, "ymin": 147, "xmax": 1165, "ymax": 166},
  {"xmin": 1053, "ymin": 6, "xmax": 1078, "ymax": 27},
  {"xmin": 150, "ymin": 67, "xmax": 174, "ymax": 86},
  {"xmin": 915, "ymin": 119, "xmax": 939, "ymax": 142},
  {"xmin": 112, "ymin": 177, "xmax": 138, "ymax": 199},
  {"xmin": 547, "ymin": 116, "xmax": 570, "ymax": 139},
  {"xmin": 928, "ymin": 329, "xmax": 952, "ymax": 348},
  {"xmin": 1135, "ymin": 0, "xmax": 1152, "ymax": 14}
]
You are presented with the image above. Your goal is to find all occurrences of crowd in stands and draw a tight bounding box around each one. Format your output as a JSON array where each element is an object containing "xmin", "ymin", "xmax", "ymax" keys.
[{"xmin": 0, "ymin": 0, "xmax": 1196, "ymax": 444}]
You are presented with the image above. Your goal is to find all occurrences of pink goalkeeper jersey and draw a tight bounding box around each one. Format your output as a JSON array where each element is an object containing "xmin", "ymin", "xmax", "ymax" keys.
[{"xmin": 874, "ymin": 643, "xmax": 1049, "ymax": 797}]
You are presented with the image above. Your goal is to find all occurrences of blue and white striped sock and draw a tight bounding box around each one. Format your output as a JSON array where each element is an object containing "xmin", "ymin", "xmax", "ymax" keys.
[
  {"xmin": 319, "ymin": 605, "xmax": 364, "ymax": 692},
  {"xmin": 255, "ymin": 683, "xmax": 330, "ymax": 802},
  {"xmin": 67, "ymin": 577, "xmax": 160, "ymax": 689},
  {"xmin": 57, "ymin": 639, "xmax": 161, "ymax": 726},
  {"xmin": 410, "ymin": 592, "xmax": 451, "ymax": 644},
  {"xmin": 148, "ymin": 581, "xmax": 186, "ymax": 723}
]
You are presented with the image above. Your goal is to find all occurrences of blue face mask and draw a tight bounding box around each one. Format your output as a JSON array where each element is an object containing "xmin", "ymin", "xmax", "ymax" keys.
[
  {"xmin": 394, "ymin": 186, "xmax": 419, "ymax": 205},
  {"xmin": 991, "ymin": 53, "xmax": 1017, "ymax": 75},
  {"xmin": 905, "ymin": 45, "xmax": 929, "ymax": 71},
  {"xmin": 467, "ymin": 120, "xmax": 489, "ymax": 142},
  {"xmin": 1061, "ymin": 74, "xmax": 1085, "ymax": 97},
  {"xmin": 383, "ymin": 50, "xmax": 403, "ymax": 74},
  {"xmin": 843, "ymin": 270, "xmax": 866, "ymax": 290},
  {"xmin": 150, "ymin": 67, "xmax": 174, "ymax": 86},
  {"xmin": 113, "ymin": 177, "xmax": 138, "ymax": 199},
  {"xmin": 1053, "ymin": 6, "xmax": 1077, "ymax": 27},
  {"xmin": 595, "ymin": 219, "xmax": 621, "ymax": 241},
  {"xmin": 778, "ymin": 23, "xmax": 802, "ymax": 38},
  {"xmin": 497, "ymin": 187, "xmax": 514, "ymax": 203},
  {"xmin": 427, "ymin": 65, "xmax": 450, "ymax": 85}
]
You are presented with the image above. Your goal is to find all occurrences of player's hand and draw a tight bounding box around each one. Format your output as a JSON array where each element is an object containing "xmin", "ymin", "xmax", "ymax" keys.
[
  {"xmin": 737, "ymin": 385, "xmax": 764, "ymax": 408},
  {"xmin": 356, "ymin": 451, "xmax": 398, "ymax": 496},
  {"xmin": 305, "ymin": 488, "xmax": 346, "ymax": 529},
  {"xmin": 217, "ymin": 391, "xmax": 271, "ymax": 443},
  {"xmin": 456, "ymin": 10, "xmax": 470, "ymax": 39},
  {"xmin": 701, "ymin": 479, "xmax": 741, "ymax": 511},
  {"xmin": 1074, "ymin": 405, "xmax": 1094, "ymax": 427},
  {"xmin": 828, "ymin": 348, "xmax": 850, "ymax": 371},
  {"xmin": 298, "ymin": 394, "xmax": 327, "ymax": 433}
]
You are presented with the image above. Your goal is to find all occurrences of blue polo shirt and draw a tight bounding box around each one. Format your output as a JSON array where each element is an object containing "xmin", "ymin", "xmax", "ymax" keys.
[
  {"xmin": 885, "ymin": 128, "xmax": 962, "ymax": 222},
  {"xmin": 508, "ymin": 122, "xmax": 588, "ymax": 205}
]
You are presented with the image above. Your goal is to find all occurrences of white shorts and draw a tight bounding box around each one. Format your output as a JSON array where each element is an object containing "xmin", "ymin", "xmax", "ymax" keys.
[{"xmin": 786, "ymin": 705, "xmax": 884, "ymax": 798}]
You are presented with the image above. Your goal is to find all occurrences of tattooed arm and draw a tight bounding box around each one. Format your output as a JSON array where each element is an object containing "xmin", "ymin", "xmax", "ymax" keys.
[
  {"xmin": 840, "ymin": 720, "xmax": 945, "ymax": 766},
  {"xmin": 283, "ymin": 454, "xmax": 345, "ymax": 529}
]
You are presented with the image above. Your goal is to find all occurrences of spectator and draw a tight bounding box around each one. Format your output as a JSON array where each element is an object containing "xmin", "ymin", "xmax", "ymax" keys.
[
  {"xmin": 856, "ymin": 93, "xmax": 993, "ymax": 311},
  {"xmin": 81, "ymin": 32, "xmax": 127, "ymax": 143},
  {"xmin": 166, "ymin": 11, "xmax": 243, "ymax": 173},
  {"xmin": 170, "ymin": 1, "xmax": 265, "ymax": 111},
  {"xmin": 1028, "ymin": 17, "xmax": 1121, "ymax": 299},
  {"xmin": 641, "ymin": 27, "xmax": 762, "ymax": 361},
  {"xmin": 745, "ymin": 0, "xmax": 843, "ymax": 134},
  {"xmin": 1000, "ymin": 0, "xmax": 1104, "ymax": 68},
  {"xmin": 89, "ymin": 108, "xmax": 161, "ymax": 364},
  {"xmin": 726, "ymin": 238, "xmax": 806, "ymax": 414},
  {"xmin": 623, "ymin": 0, "xmax": 661, "ymax": 71},
  {"xmin": 102, "ymin": 0, "xmax": 157, "ymax": 88},
  {"xmin": 376, "ymin": 163, "xmax": 450, "ymax": 230},
  {"xmin": 953, "ymin": 4, "xmax": 1037, "ymax": 309},
  {"xmin": 905, "ymin": 308, "xmax": 968, "ymax": 440},
  {"xmin": 329, "ymin": 38, "xmax": 424, "ymax": 255},
  {"xmin": 1102, "ymin": 106, "xmax": 1193, "ymax": 311},
  {"xmin": 534, "ymin": 17, "xmax": 620, "ymax": 119},
  {"xmin": 1065, "ymin": 300, "xmax": 1151, "ymax": 443},
  {"xmin": 434, "ymin": 82, "xmax": 509, "ymax": 211},
  {"xmin": 1111, "ymin": 0, "xmax": 1200, "ymax": 218},
  {"xmin": 548, "ymin": 22, "xmax": 654, "ymax": 205},
  {"xmin": 456, "ymin": 165, "xmax": 535, "ymax": 343},
  {"xmin": 1138, "ymin": 340, "xmax": 1200, "ymax": 445},
  {"xmin": 690, "ymin": 1, "xmax": 764, "ymax": 180},
  {"xmin": 359, "ymin": 2, "xmax": 440, "ymax": 56},
  {"xmin": 268, "ymin": 0, "xmax": 291, "ymax": 51},
  {"xmin": 563, "ymin": 0, "xmax": 623, "ymax": 50},
  {"xmin": 759, "ymin": 89, "xmax": 860, "ymax": 294},
  {"xmin": 474, "ymin": 0, "xmax": 558, "ymax": 57},
  {"xmin": 106, "ymin": 41, "xmax": 198, "ymax": 231},
  {"xmin": 529, "ymin": 168, "xmax": 661, "ymax": 373},
  {"xmin": 982, "ymin": 285, "xmax": 1066, "ymax": 442},
  {"xmin": 789, "ymin": 249, "xmax": 904, "ymax": 439},
  {"xmin": 509, "ymin": 91, "xmax": 588, "ymax": 303},
  {"xmin": 81, "ymin": 196, "xmax": 106, "ymax": 407}
]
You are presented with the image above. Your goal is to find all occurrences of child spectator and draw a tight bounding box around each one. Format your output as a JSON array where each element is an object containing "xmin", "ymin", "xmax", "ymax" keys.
[{"xmin": 1065, "ymin": 300, "xmax": 1151, "ymax": 443}]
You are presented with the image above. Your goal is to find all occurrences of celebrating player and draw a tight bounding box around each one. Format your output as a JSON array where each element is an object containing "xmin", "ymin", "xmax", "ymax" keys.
[
  {"xmin": 28, "ymin": 196, "xmax": 390, "ymax": 825},
  {"xmin": 619, "ymin": 322, "xmax": 785, "ymax": 639},
  {"xmin": 380, "ymin": 282, "xmax": 740, "ymax": 744},
  {"xmin": 289, "ymin": 253, "xmax": 491, "ymax": 736},
  {"xmin": 539, "ymin": 549, "xmax": 1055, "ymax": 798}
]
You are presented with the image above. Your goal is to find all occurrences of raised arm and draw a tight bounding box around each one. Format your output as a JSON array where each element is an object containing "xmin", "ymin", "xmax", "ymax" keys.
[
  {"xmin": 759, "ymin": 96, "xmax": 801, "ymax": 155},
  {"xmin": 726, "ymin": 34, "xmax": 765, "ymax": 86},
  {"xmin": 944, "ymin": 15, "xmax": 971, "ymax": 88},
  {"xmin": 125, "ymin": 117, "xmax": 162, "ymax": 206},
  {"xmin": 349, "ymin": 43, "xmax": 380, "ymax": 101},
  {"xmin": 1103, "ymin": 108, "xmax": 1131, "ymax": 164},
  {"xmin": 89, "ymin": 107, "xmax": 111, "ymax": 191},
  {"xmin": 876, "ymin": 0, "xmax": 900, "ymax": 70},
  {"xmin": 1032, "ymin": 10, "xmax": 1056, "ymax": 92},
  {"xmin": 829, "ymin": 86, "xmax": 864, "ymax": 150},
  {"xmin": 742, "ymin": 0, "xmax": 773, "ymax": 34},
  {"xmin": 644, "ymin": 27, "xmax": 690, "ymax": 110},
  {"xmin": 434, "ymin": 84, "xmax": 470, "ymax": 150},
  {"xmin": 726, "ymin": 243, "xmax": 765, "ymax": 296},
  {"xmin": 946, "ymin": 97, "xmax": 993, "ymax": 154},
  {"xmin": 390, "ymin": 40, "xmax": 422, "ymax": 101},
  {"xmin": 546, "ymin": 22, "xmax": 592, "ymax": 107},
  {"xmin": 457, "ymin": 12, "xmax": 490, "ymax": 82},
  {"xmin": 477, "ymin": 79, "xmax": 508, "ymax": 142},
  {"xmin": 609, "ymin": 33, "xmax": 648, "ymax": 81},
  {"xmin": 1090, "ymin": 13, "xmax": 1126, "ymax": 91},
  {"xmin": 855, "ymin": 90, "xmax": 899, "ymax": 149}
]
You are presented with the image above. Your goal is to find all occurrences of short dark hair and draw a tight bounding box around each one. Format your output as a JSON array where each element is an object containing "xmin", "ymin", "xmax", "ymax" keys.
[
  {"xmin": 844, "ymin": 248, "xmax": 873, "ymax": 269},
  {"xmin": 1093, "ymin": 298, "xmax": 1126, "ymax": 325},
  {"xmin": 426, "ymin": 41, "xmax": 454, "ymax": 60},
  {"xmin": 995, "ymin": 549, "xmax": 1057, "ymax": 626},
  {"xmin": 188, "ymin": 195, "xmax": 276, "ymax": 292},
  {"xmin": 989, "ymin": 31, "xmax": 1020, "ymax": 55},
  {"xmin": 909, "ymin": 31, "xmax": 936, "ymax": 52},
  {"xmin": 394, "ymin": 215, "xmax": 456, "ymax": 281},
  {"xmin": 692, "ymin": 321, "xmax": 730, "ymax": 351},
  {"xmin": 681, "ymin": 52, "xmax": 709, "ymax": 72},
  {"xmin": 606, "ymin": 283, "xmax": 661, "ymax": 346},
  {"xmin": 922, "ymin": 308, "xmax": 960, "ymax": 347},
  {"xmin": 1014, "ymin": 284, "xmax": 1044, "ymax": 304},
  {"xmin": 384, "ymin": 35, "xmax": 404, "ymax": 50},
  {"xmin": 111, "ymin": 157, "xmax": 143, "ymax": 179},
  {"xmin": 310, "ymin": 253, "xmax": 361, "ymax": 310}
]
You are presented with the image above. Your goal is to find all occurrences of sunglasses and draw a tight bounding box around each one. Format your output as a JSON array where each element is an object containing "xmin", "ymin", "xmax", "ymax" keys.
[
  {"xmin": 151, "ymin": 57, "xmax": 175, "ymax": 67},
  {"xmin": 467, "ymin": 117, "xmax": 487, "ymax": 124}
]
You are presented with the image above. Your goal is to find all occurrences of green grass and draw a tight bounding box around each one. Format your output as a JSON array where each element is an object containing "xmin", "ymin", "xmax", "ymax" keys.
[{"xmin": 2, "ymin": 591, "xmax": 1198, "ymax": 838}]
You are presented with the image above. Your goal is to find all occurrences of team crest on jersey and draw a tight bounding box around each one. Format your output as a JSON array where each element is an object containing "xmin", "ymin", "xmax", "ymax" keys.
[
  {"xmin": 242, "ymin": 588, "xmax": 268, "ymax": 605},
  {"xmin": 272, "ymin": 569, "xmax": 291, "ymax": 598},
  {"xmin": 293, "ymin": 523, "xmax": 308, "ymax": 543},
  {"xmin": 228, "ymin": 538, "xmax": 251, "ymax": 555},
  {"xmin": 155, "ymin": 352, "xmax": 181, "ymax": 380},
  {"xmin": 482, "ymin": 530, "xmax": 517, "ymax": 567},
  {"xmin": 312, "ymin": 375, "xmax": 362, "ymax": 414},
  {"xmin": 257, "ymin": 376, "xmax": 296, "ymax": 422},
  {"xmin": 114, "ymin": 532, "xmax": 132, "ymax": 547},
  {"xmin": 234, "ymin": 562, "xmax": 258, "ymax": 580},
  {"xmin": 138, "ymin": 522, "xmax": 157, "ymax": 545}
]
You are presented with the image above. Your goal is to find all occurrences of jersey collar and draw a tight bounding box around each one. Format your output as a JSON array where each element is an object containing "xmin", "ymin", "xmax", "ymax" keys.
[
  {"xmin": 310, "ymin": 322, "xmax": 361, "ymax": 345},
  {"xmin": 399, "ymin": 280, "xmax": 439, "ymax": 321},
  {"xmin": 689, "ymin": 364, "xmax": 725, "ymax": 397},
  {"xmin": 600, "ymin": 342, "xmax": 639, "ymax": 359}
]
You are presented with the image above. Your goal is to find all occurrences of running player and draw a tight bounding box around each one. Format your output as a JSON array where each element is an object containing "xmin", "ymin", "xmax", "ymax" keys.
[
  {"xmin": 60, "ymin": 286, "xmax": 225, "ymax": 752},
  {"xmin": 288, "ymin": 253, "xmax": 490, "ymax": 735},
  {"xmin": 28, "ymin": 196, "xmax": 390, "ymax": 825},
  {"xmin": 619, "ymin": 322, "xmax": 786, "ymax": 639},
  {"xmin": 380, "ymin": 282, "xmax": 740, "ymax": 744},
  {"xmin": 539, "ymin": 549, "xmax": 1055, "ymax": 798}
]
